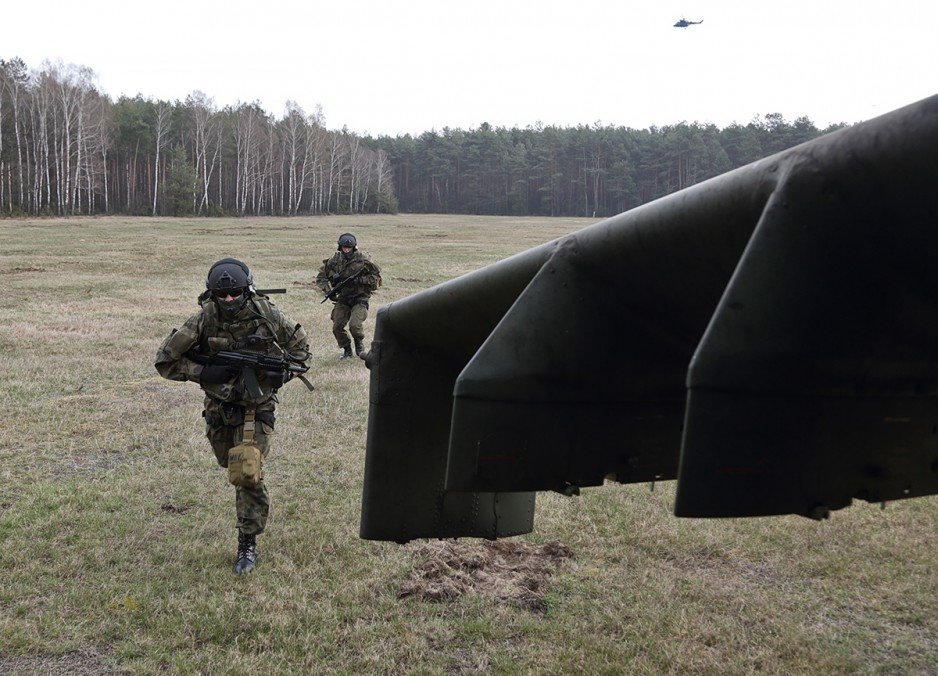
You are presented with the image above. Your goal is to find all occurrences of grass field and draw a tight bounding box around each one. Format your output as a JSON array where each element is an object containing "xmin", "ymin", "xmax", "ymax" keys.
[{"xmin": 0, "ymin": 214, "xmax": 935, "ymax": 674}]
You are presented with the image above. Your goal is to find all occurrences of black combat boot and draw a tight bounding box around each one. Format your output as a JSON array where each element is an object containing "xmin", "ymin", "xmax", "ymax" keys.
[
  {"xmin": 341, "ymin": 344, "xmax": 353, "ymax": 359},
  {"xmin": 234, "ymin": 531, "xmax": 258, "ymax": 575},
  {"xmin": 354, "ymin": 338, "xmax": 365, "ymax": 357}
]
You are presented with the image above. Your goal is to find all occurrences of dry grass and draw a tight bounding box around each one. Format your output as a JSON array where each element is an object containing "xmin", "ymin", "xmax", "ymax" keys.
[
  {"xmin": 399, "ymin": 540, "xmax": 573, "ymax": 611},
  {"xmin": 0, "ymin": 214, "xmax": 935, "ymax": 673}
]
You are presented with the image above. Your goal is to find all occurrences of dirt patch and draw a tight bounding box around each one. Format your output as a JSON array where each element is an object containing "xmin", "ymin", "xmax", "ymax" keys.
[
  {"xmin": 190, "ymin": 226, "xmax": 299, "ymax": 235},
  {"xmin": 399, "ymin": 539, "xmax": 573, "ymax": 611},
  {"xmin": 190, "ymin": 228, "xmax": 243, "ymax": 235},
  {"xmin": 0, "ymin": 649, "xmax": 122, "ymax": 674},
  {"xmin": 292, "ymin": 280, "xmax": 318, "ymax": 289},
  {"xmin": 0, "ymin": 266, "xmax": 47, "ymax": 274},
  {"xmin": 160, "ymin": 502, "xmax": 193, "ymax": 515}
]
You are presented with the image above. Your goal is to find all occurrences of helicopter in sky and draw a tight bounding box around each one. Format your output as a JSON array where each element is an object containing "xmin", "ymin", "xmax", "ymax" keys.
[{"xmin": 673, "ymin": 18, "xmax": 703, "ymax": 28}]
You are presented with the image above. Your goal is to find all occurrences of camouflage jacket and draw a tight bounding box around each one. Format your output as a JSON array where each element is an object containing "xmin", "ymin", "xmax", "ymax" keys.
[
  {"xmin": 316, "ymin": 250, "xmax": 381, "ymax": 304},
  {"xmin": 154, "ymin": 294, "xmax": 309, "ymax": 405}
]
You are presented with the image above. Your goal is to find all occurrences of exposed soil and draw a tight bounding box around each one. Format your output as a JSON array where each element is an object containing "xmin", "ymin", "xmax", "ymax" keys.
[
  {"xmin": 399, "ymin": 539, "xmax": 573, "ymax": 611},
  {"xmin": 0, "ymin": 650, "xmax": 121, "ymax": 675},
  {"xmin": 0, "ymin": 266, "xmax": 47, "ymax": 274},
  {"xmin": 160, "ymin": 502, "xmax": 193, "ymax": 515}
]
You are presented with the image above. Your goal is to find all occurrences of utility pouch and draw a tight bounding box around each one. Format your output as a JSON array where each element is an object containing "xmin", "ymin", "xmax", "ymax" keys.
[{"xmin": 228, "ymin": 407, "xmax": 263, "ymax": 488}]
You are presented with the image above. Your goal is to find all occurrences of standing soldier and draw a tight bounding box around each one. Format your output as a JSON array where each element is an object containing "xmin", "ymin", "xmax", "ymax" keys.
[
  {"xmin": 316, "ymin": 233, "xmax": 382, "ymax": 358},
  {"xmin": 155, "ymin": 258, "xmax": 311, "ymax": 575}
]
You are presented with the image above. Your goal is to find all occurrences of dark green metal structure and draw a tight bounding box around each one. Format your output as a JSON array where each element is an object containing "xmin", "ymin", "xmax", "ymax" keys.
[{"xmin": 360, "ymin": 95, "xmax": 938, "ymax": 542}]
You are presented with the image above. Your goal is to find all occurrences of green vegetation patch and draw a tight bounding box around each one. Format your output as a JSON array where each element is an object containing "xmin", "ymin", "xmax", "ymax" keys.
[{"xmin": 1, "ymin": 215, "xmax": 935, "ymax": 673}]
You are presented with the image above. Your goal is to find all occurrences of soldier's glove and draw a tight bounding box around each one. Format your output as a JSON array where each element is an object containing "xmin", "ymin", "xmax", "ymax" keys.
[
  {"xmin": 199, "ymin": 364, "xmax": 238, "ymax": 385},
  {"xmin": 261, "ymin": 370, "xmax": 291, "ymax": 389}
]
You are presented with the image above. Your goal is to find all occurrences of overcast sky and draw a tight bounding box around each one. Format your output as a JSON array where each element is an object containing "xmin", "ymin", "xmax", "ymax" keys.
[{"xmin": 5, "ymin": 0, "xmax": 937, "ymax": 136}]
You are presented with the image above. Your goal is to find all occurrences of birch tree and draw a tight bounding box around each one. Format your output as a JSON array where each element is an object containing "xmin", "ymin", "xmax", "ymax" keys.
[
  {"xmin": 373, "ymin": 149, "xmax": 395, "ymax": 212},
  {"xmin": 151, "ymin": 101, "xmax": 171, "ymax": 216},
  {"xmin": 187, "ymin": 91, "xmax": 219, "ymax": 214},
  {"xmin": 234, "ymin": 103, "xmax": 262, "ymax": 215},
  {"xmin": 281, "ymin": 101, "xmax": 304, "ymax": 214},
  {"xmin": 0, "ymin": 57, "xmax": 398, "ymax": 218},
  {"xmin": 0, "ymin": 63, "xmax": 6, "ymax": 211},
  {"xmin": 33, "ymin": 73, "xmax": 55, "ymax": 213},
  {"xmin": 49, "ymin": 62, "xmax": 86, "ymax": 213}
]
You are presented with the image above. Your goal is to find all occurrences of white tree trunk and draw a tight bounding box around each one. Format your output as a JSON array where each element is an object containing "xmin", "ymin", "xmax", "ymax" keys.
[{"xmin": 151, "ymin": 102, "xmax": 171, "ymax": 216}]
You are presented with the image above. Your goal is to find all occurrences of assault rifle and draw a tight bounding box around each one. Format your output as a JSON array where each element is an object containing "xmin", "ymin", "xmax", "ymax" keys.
[
  {"xmin": 321, "ymin": 268, "xmax": 366, "ymax": 304},
  {"xmin": 187, "ymin": 335, "xmax": 314, "ymax": 397}
]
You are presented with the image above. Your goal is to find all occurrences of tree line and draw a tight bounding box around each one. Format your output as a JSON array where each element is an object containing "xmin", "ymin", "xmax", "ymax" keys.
[
  {"xmin": 2, "ymin": 56, "xmax": 846, "ymax": 220},
  {"xmin": 0, "ymin": 58, "xmax": 397, "ymax": 217},
  {"xmin": 367, "ymin": 116, "xmax": 845, "ymax": 217}
]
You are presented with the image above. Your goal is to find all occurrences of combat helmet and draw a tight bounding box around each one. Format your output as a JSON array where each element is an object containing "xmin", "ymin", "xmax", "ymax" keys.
[
  {"xmin": 206, "ymin": 257, "xmax": 254, "ymax": 317},
  {"xmin": 337, "ymin": 233, "xmax": 357, "ymax": 252}
]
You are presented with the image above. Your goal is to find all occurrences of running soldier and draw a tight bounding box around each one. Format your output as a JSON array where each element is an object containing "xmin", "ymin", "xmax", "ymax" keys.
[
  {"xmin": 155, "ymin": 258, "xmax": 311, "ymax": 574},
  {"xmin": 316, "ymin": 233, "xmax": 382, "ymax": 358}
]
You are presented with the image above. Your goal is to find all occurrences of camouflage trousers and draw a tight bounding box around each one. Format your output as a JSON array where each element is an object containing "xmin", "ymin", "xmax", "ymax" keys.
[
  {"xmin": 203, "ymin": 396, "xmax": 275, "ymax": 536},
  {"xmin": 331, "ymin": 300, "xmax": 369, "ymax": 347}
]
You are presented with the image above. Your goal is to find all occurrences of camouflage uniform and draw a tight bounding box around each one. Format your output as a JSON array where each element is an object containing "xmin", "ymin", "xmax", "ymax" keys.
[
  {"xmin": 316, "ymin": 249, "xmax": 381, "ymax": 351},
  {"xmin": 155, "ymin": 293, "xmax": 309, "ymax": 536}
]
